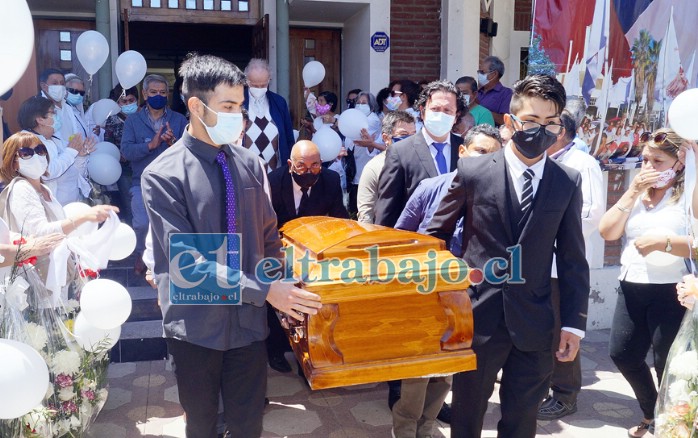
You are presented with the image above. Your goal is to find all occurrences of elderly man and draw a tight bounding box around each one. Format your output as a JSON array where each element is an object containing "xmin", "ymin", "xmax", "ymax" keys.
[
  {"xmin": 122, "ymin": 74, "xmax": 187, "ymax": 275},
  {"xmin": 63, "ymin": 74, "xmax": 94, "ymax": 141},
  {"xmin": 477, "ymin": 56, "xmax": 513, "ymax": 126},
  {"xmin": 455, "ymin": 76, "xmax": 495, "ymax": 127},
  {"xmin": 243, "ymin": 58, "xmax": 295, "ymax": 171},
  {"xmin": 266, "ymin": 140, "xmax": 348, "ymax": 372},
  {"xmin": 357, "ymin": 110, "xmax": 416, "ymax": 224}
]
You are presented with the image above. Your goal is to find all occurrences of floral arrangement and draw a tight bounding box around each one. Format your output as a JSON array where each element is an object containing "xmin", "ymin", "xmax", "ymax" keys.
[
  {"xmin": 655, "ymin": 275, "xmax": 698, "ymax": 437},
  {"xmin": 0, "ymin": 241, "xmax": 111, "ymax": 438}
]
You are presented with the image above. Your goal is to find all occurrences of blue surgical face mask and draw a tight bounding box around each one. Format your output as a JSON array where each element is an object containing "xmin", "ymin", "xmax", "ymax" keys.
[
  {"xmin": 147, "ymin": 95, "xmax": 167, "ymax": 110},
  {"xmin": 66, "ymin": 92, "xmax": 84, "ymax": 106},
  {"xmin": 121, "ymin": 102, "xmax": 138, "ymax": 115},
  {"xmin": 52, "ymin": 111, "xmax": 62, "ymax": 133},
  {"xmin": 391, "ymin": 135, "xmax": 410, "ymax": 144}
]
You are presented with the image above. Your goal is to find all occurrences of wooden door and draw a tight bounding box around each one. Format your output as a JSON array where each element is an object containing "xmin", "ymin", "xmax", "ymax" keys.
[
  {"xmin": 289, "ymin": 27, "xmax": 341, "ymax": 128},
  {"xmin": 35, "ymin": 20, "xmax": 99, "ymax": 103},
  {"xmin": 251, "ymin": 14, "xmax": 268, "ymax": 60}
]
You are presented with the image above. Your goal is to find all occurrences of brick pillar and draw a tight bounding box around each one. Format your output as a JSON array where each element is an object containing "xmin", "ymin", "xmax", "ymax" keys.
[{"xmin": 389, "ymin": 0, "xmax": 442, "ymax": 82}]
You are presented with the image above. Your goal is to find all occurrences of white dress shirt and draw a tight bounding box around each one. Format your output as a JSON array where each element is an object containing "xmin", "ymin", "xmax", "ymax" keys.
[{"xmin": 422, "ymin": 128, "xmax": 452, "ymax": 175}]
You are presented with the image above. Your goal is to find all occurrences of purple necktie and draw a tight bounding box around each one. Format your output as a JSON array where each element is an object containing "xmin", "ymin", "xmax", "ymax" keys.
[{"xmin": 215, "ymin": 150, "xmax": 239, "ymax": 269}]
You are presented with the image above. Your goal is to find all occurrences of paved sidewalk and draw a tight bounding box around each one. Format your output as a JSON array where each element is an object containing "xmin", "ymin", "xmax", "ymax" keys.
[{"xmin": 90, "ymin": 329, "xmax": 655, "ymax": 437}]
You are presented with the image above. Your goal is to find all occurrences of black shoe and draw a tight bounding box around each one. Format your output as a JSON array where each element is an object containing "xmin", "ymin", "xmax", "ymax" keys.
[
  {"xmin": 388, "ymin": 389, "xmax": 401, "ymax": 410},
  {"xmin": 537, "ymin": 396, "xmax": 577, "ymax": 420},
  {"xmin": 265, "ymin": 397, "xmax": 270, "ymax": 405},
  {"xmin": 268, "ymin": 355, "xmax": 292, "ymax": 373},
  {"xmin": 437, "ymin": 402, "xmax": 451, "ymax": 424}
]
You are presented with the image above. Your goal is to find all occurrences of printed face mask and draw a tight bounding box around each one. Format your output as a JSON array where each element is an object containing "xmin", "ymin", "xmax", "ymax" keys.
[
  {"xmin": 315, "ymin": 103, "xmax": 331, "ymax": 115},
  {"xmin": 654, "ymin": 164, "xmax": 677, "ymax": 189},
  {"xmin": 385, "ymin": 96, "xmax": 401, "ymax": 111}
]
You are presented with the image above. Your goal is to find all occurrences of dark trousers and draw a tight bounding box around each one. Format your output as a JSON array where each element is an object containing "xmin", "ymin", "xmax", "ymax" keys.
[
  {"xmin": 166, "ymin": 339, "xmax": 267, "ymax": 438},
  {"xmin": 451, "ymin": 320, "xmax": 552, "ymax": 438},
  {"xmin": 348, "ymin": 183, "xmax": 358, "ymax": 219},
  {"xmin": 266, "ymin": 305, "xmax": 291, "ymax": 359},
  {"xmin": 609, "ymin": 280, "xmax": 684, "ymax": 419},
  {"xmin": 550, "ymin": 278, "xmax": 582, "ymax": 404}
]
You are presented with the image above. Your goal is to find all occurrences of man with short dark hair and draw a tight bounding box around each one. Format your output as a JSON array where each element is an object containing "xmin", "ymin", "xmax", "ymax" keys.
[
  {"xmin": 476, "ymin": 56, "xmax": 513, "ymax": 126},
  {"xmin": 428, "ymin": 74, "xmax": 589, "ymax": 438},
  {"xmin": 537, "ymin": 111, "xmax": 604, "ymax": 421},
  {"xmin": 122, "ymin": 74, "xmax": 187, "ymax": 276},
  {"xmin": 374, "ymin": 80, "xmax": 466, "ymax": 227},
  {"xmin": 456, "ymin": 76, "xmax": 495, "ymax": 127},
  {"xmin": 357, "ymin": 110, "xmax": 416, "ymax": 224},
  {"xmin": 38, "ymin": 68, "xmax": 72, "ymax": 142},
  {"xmin": 142, "ymin": 54, "xmax": 322, "ymax": 438}
]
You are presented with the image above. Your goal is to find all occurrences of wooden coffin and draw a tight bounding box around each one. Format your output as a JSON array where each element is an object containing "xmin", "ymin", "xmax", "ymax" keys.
[{"xmin": 278, "ymin": 217, "xmax": 476, "ymax": 390}]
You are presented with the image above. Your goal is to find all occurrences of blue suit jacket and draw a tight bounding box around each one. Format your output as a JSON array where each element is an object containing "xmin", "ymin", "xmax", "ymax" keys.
[{"xmin": 243, "ymin": 88, "xmax": 295, "ymax": 164}]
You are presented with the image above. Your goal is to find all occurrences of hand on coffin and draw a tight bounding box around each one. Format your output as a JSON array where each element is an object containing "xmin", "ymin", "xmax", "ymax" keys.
[{"xmin": 266, "ymin": 280, "xmax": 322, "ymax": 321}]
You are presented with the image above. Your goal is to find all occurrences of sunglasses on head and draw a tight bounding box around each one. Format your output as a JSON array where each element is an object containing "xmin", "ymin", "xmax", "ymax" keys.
[
  {"xmin": 390, "ymin": 90, "xmax": 403, "ymax": 97},
  {"xmin": 66, "ymin": 87, "xmax": 85, "ymax": 96},
  {"xmin": 17, "ymin": 144, "xmax": 48, "ymax": 160},
  {"xmin": 639, "ymin": 131, "xmax": 677, "ymax": 147}
]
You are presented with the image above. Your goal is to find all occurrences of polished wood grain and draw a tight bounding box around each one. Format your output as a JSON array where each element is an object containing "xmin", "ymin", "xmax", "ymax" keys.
[{"xmin": 280, "ymin": 217, "xmax": 476, "ymax": 390}]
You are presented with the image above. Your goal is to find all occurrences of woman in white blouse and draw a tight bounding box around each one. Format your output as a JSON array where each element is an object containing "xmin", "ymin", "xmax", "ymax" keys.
[
  {"xmin": 0, "ymin": 132, "xmax": 117, "ymax": 303},
  {"xmin": 18, "ymin": 96, "xmax": 95, "ymax": 206},
  {"xmin": 599, "ymin": 128, "xmax": 691, "ymax": 438}
]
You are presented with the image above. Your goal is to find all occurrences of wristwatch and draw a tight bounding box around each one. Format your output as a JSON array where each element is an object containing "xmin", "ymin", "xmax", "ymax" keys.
[{"xmin": 665, "ymin": 236, "xmax": 673, "ymax": 252}]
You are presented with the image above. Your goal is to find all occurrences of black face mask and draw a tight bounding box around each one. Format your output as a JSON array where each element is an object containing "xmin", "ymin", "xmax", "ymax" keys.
[
  {"xmin": 511, "ymin": 127, "xmax": 558, "ymax": 159},
  {"xmin": 292, "ymin": 170, "xmax": 320, "ymax": 189}
]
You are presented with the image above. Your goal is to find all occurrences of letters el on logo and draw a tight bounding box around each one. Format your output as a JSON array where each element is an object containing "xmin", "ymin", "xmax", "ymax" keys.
[{"xmin": 169, "ymin": 233, "xmax": 242, "ymax": 305}]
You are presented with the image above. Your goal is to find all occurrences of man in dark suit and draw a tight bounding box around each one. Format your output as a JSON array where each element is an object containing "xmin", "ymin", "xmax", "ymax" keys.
[
  {"xmin": 427, "ymin": 74, "xmax": 590, "ymax": 438},
  {"xmin": 266, "ymin": 139, "xmax": 348, "ymax": 372},
  {"xmin": 268, "ymin": 140, "xmax": 349, "ymax": 228},
  {"xmin": 243, "ymin": 58, "xmax": 296, "ymax": 171},
  {"xmin": 374, "ymin": 80, "xmax": 467, "ymax": 227}
]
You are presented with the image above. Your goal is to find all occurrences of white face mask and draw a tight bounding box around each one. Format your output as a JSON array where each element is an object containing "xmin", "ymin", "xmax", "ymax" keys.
[
  {"xmin": 424, "ymin": 110, "xmax": 456, "ymax": 138},
  {"xmin": 355, "ymin": 103, "xmax": 371, "ymax": 117},
  {"xmin": 478, "ymin": 72, "xmax": 491, "ymax": 88},
  {"xmin": 463, "ymin": 94, "xmax": 471, "ymax": 106},
  {"xmin": 197, "ymin": 102, "xmax": 243, "ymax": 146},
  {"xmin": 47, "ymin": 85, "xmax": 66, "ymax": 102},
  {"xmin": 18, "ymin": 154, "xmax": 48, "ymax": 180},
  {"xmin": 249, "ymin": 87, "xmax": 267, "ymax": 99}
]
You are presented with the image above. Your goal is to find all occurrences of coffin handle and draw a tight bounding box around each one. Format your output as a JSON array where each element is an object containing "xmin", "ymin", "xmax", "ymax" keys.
[{"xmin": 438, "ymin": 290, "xmax": 473, "ymax": 350}]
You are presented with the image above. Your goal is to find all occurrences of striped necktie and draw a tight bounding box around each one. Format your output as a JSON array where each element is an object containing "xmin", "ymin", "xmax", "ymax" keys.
[{"xmin": 520, "ymin": 168, "xmax": 535, "ymax": 213}]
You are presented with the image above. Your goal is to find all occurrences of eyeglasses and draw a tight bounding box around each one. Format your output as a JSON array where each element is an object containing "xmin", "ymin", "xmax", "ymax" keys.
[
  {"xmin": 346, "ymin": 98, "xmax": 357, "ymax": 105},
  {"xmin": 390, "ymin": 90, "xmax": 403, "ymax": 97},
  {"xmin": 66, "ymin": 87, "xmax": 85, "ymax": 96},
  {"xmin": 510, "ymin": 114, "xmax": 563, "ymax": 136},
  {"xmin": 292, "ymin": 161, "xmax": 322, "ymax": 174},
  {"xmin": 17, "ymin": 144, "xmax": 48, "ymax": 160}
]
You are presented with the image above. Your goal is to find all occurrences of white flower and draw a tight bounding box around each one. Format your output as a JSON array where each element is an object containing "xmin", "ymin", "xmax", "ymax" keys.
[
  {"xmin": 64, "ymin": 299, "xmax": 80, "ymax": 311},
  {"xmin": 3, "ymin": 276, "xmax": 29, "ymax": 311},
  {"xmin": 669, "ymin": 351, "xmax": 698, "ymax": 381},
  {"xmin": 80, "ymin": 403, "xmax": 94, "ymax": 427},
  {"xmin": 669, "ymin": 379, "xmax": 692, "ymax": 402},
  {"xmin": 24, "ymin": 407, "xmax": 52, "ymax": 438},
  {"xmin": 58, "ymin": 387, "xmax": 76, "ymax": 401},
  {"xmin": 57, "ymin": 418, "xmax": 72, "ymax": 435},
  {"xmin": 70, "ymin": 414, "xmax": 81, "ymax": 429},
  {"xmin": 51, "ymin": 350, "xmax": 81, "ymax": 375},
  {"xmin": 25, "ymin": 322, "xmax": 49, "ymax": 352}
]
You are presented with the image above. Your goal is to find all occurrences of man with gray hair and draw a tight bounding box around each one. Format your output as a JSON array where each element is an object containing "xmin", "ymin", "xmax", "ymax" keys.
[
  {"xmin": 477, "ymin": 55, "xmax": 513, "ymax": 126},
  {"xmin": 243, "ymin": 58, "xmax": 295, "ymax": 171},
  {"xmin": 565, "ymin": 96, "xmax": 591, "ymax": 153},
  {"xmin": 122, "ymin": 73, "xmax": 187, "ymax": 275}
]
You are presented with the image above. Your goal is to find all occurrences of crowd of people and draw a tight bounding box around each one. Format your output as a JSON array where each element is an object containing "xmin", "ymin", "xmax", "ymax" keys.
[{"xmin": 1, "ymin": 51, "xmax": 697, "ymax": 438}]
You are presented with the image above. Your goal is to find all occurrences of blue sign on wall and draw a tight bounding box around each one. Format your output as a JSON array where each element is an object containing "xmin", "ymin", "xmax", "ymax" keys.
[{"xmin": 371, "ymin": 32, "xmax": 390, "ymax": 53}]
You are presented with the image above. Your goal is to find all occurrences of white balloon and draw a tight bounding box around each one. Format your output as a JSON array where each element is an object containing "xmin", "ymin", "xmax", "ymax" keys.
[
  {"xmin": 643, "ymin": 228, "xmax": 681, "ymax": 267},
  {"xmin": 669, "ymin": 88, "xmax": 698, "ymax": 140},
  {"xmin": 302, "ymin": 61, "xmax": 326, "ymax": 88},
  {"xmin": 63, "ymin": 202, "xmax": 98, "ymax": 237},
  {"xmin": 89, "ymin": 99, "xmax": 122, "ymax": 126},
  {"xmin": 0, "ymin": 339, "xmax": 49, "ymax": 420},
  {"xmin": 75, "ymin": 30, "xmax": 109, "ymax": 75},
  {"xmin": 115, "ymin": 50, "xmax": 147, "ymax": 90},
  {"xmin": 73, "ymin": 312, "xmax": 120, "ymax": 352},
  {"xmin": 312, "ymin": 126, "xmax": 342, "ymax": 162},
  {"xmin": 109, "ymin": 223, "xmax": 137, "ymax": 261},
  {"xmin": 0, "ymin": 1, "xmax": 34, "ymax": 95},
  {"xmin": 80, "ymin": 279, "xmax": 132, "ymax": 330},
  {"xmin": 92, "ymin": 141, "xmax": 121, "ymax": 161},
  {"xmin": 338, "ymin": 108, "xmax": 369, "ymax": 140},
  {"xmin": 87, "ymin": 154, "xmax": 122, "ymax": 186}
]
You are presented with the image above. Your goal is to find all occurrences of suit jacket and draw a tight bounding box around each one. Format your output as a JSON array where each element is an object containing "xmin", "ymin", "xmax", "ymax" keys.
[
  {"xmin": 374, "ymin": 132, "xmax": 463, "ymax": 227},
  {"xmin": 426, "ymin": 149, "xmax": 589, "ymax": 352},
  {"xmin": 268, "ymin": 165, "xmax": 349, "ymax": 228},
  {"xmin": 243, "ymin": 88, "xmax": 296, "ymax": 164}
]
